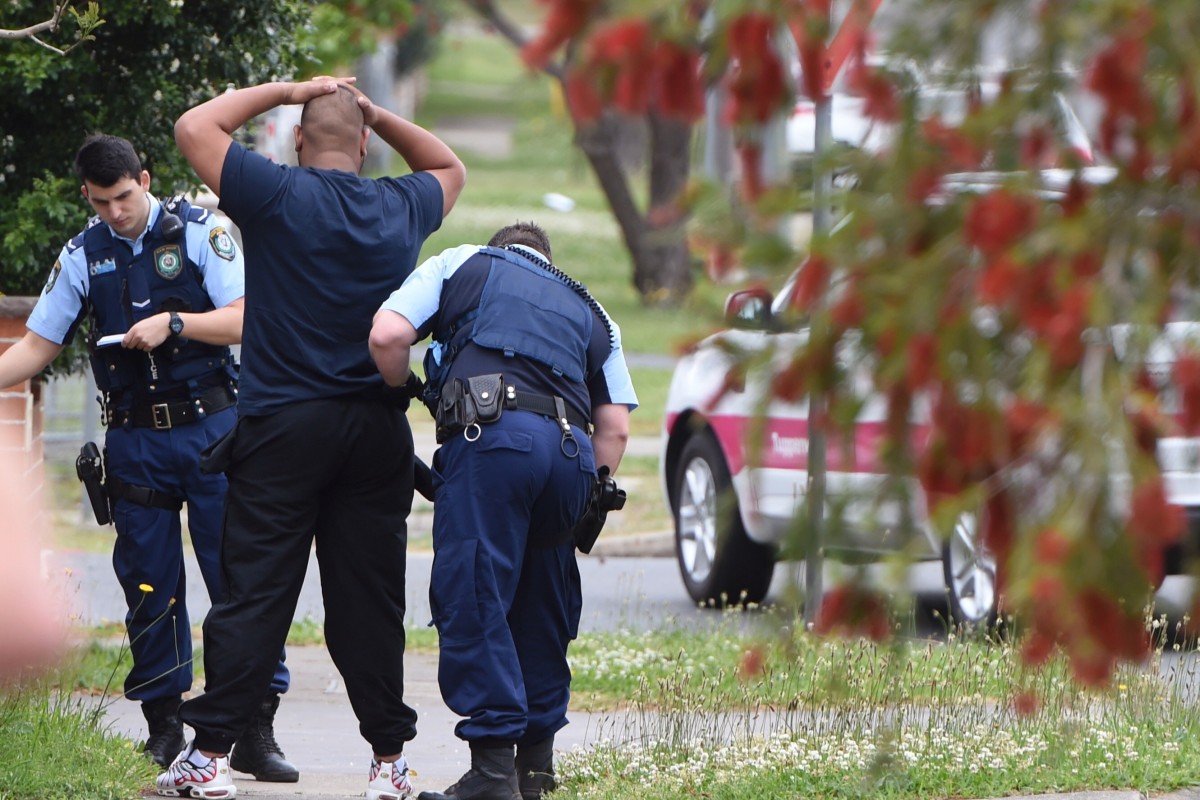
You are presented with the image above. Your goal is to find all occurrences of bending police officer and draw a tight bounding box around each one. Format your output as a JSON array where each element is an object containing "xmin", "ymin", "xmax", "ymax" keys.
[
  {"xmin": 0, "ymin": 134, "xmax": 295, "ymax": 780},
  {"xmin": 370, "ymin": 222, "xmax": 636, "ymax": 800}
]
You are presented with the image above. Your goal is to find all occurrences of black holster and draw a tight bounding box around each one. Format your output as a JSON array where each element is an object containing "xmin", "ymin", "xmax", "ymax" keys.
[
  {"xmin": 76, "ymin": 442, "xmax": 111, "ymax": 526},
  {"xmin": 571, "ymin": 466, "xmax": 627, "ymax": 554}
]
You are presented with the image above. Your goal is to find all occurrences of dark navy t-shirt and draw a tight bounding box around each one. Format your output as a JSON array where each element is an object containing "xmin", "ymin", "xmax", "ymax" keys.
[{"xmin": 219, "ymin": 142, "xmax": 443, "ymax": 415}]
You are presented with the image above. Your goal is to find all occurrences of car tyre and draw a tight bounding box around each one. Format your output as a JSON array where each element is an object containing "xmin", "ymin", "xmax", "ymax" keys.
[
  {"xmin": 941, "ymin": 507, "xmax": 1000, "ymax": 630},
  {"xmin": 673, "ymin": 432, "xmax": 775, "ymax": 606}
]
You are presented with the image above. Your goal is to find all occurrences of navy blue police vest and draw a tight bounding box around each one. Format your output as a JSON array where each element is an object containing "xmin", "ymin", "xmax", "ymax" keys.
[
  {"xmin": 76, "ymin": 199, "xmax": 235, "ymax": 399},
  {"xmin": 425, "ymin": 246, "xmax": 593, "ymax": 402}
]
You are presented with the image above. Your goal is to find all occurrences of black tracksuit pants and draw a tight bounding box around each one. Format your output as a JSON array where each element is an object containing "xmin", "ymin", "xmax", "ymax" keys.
[{"xmin": 179, "ymin": 397, "xmax": 417, "ymax": 755}]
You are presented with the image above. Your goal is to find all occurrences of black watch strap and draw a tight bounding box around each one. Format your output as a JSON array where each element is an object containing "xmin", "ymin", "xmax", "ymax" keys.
[{"xmin": 168, "ymin": 311, "xmax": 184, "ymax": 336}]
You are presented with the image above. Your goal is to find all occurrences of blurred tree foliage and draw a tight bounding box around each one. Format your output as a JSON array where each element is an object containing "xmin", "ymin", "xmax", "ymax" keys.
[{"xmin": 0, "ymin": 0, "xmax": 312, "ymax": 301}]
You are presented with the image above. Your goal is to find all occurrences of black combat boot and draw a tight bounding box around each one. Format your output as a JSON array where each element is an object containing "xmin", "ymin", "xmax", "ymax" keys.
[
  {"xmin": 515, "ymin": 737, "xmax": 556, "ymax": 800},
  {"xmin": 141, "ymin": 694, "xmax": 186, "ymax": 768},
  {"xmin": 417, "ymin": 742, "xmax": 520, "ymax": 800},
  {"xmin": 229, "ymin": 694, "xmax": 300, "ymax": 782}
]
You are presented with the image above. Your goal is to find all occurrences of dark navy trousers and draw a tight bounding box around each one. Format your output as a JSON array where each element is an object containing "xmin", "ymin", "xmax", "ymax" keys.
[
  {"xmin": 430, "ymin": 411, "xmax": 594, "ymax": 744},
  {"xmin": 104, "ymin": 405, "xmax": 290, "ymax": 702}
]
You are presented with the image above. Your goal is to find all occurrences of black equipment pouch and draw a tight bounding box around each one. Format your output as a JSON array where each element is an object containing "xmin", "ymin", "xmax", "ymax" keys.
[
  {"xmin": 75, "ymin": 442, "xmax": 111, "ymax": 526},
  {"xmin": 435, "ymin": 374, "xmax": 506, "ymax": 443},
  {"xmin": 467, "ymin": 374, "xmax": 504, "ymax": 422},
  {"xmin": 199, "ymin": 423, "xmax": 237, "ymax": 475},
  {"xmin": 571, "ymin": 466, "xmax": 627, "ymax": 554}
]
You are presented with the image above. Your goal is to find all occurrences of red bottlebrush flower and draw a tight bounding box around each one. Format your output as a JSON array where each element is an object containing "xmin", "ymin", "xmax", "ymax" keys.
[
  {"xmin": 848, "ymin": 60, "xmax": 898, "ymax": 122},
  {"xmin": 885, "ymin": 382, "xmax": 912, "ymax": 447},
  {"xmin": 724, "ymin": 13, "xmax": 789, "ymax": 125},
  {"xmin": 1061, "ymin": 176, "xmax": 1092, "ymax": 217},
  {"xmin": 771, "ymin": 358, "xmax": 807, "ymax": 403},
  {"xmin": 1085, "ymin": 35, "xmax": 1151, "ymax": 145},
  {"xmin": 1032, "ymin": 575, "xmax": 1064, "ymax": 605},
  {"xmin": 1020, "ymin": 631, "xmax": 1056, "ymax": 668},
  {"xmin": 1005, "ymin": 399, "xmax": 1049, "ymax": 459},
  {"xmin": 922, "ymin": 117, "xmax": 984, "ymax": 172},
  {"xmin": 705, "ymin": 243, "xmax": 738, "ymax": 282},
  {"xmin": 522, "ymin": 0, "xmax": 602, "ymax": 69},
  {"xmin": 1045, "ymin": 310, "xmax": 1085, "ymax": 370},
  {"xmin": 964, "ymin": 189, "xmax": 1038, "ymax": 256},
  {"xmin": 916, "ymin": 440, "xmax": 962, "ymax": 510},
  {"xmin": 738, "ymin": 645, "xmax": 767, "ymax": 680},
  {"xmin": 704, "ymin": 364, "xmax": 746, "ymax": 411},
  {"xmin": 564, "ymin": 70, "xmax": 603, "ymax": 122},
  {"xmin": 1020, "ymin": 125, "xmax": 1052, "ymax": 168},
  {"xmin": 981, "ymin": 491, "xmax": 1014, "ymax": 565},
  {"xmin": 1013, "ymin": 690, "xmax": 1041, "ymax": 717},
  {"xmin": 1034, "ymin": 527, "xmax": 1071, "ymax": 565},
  {"xmin": 1070, "ymin": 250, "xmax": 1102, "ymax": 279},
  {"xmin": 906, "ymin": 165, "xmax": 943, "ymax": 204},
  {"xmin": 831, "ymin": 281, "xmax": 865, "ymax": 329},
  {"xmin": 651, "ymin": 40, "xmax": 705, "ymax": 122},
  {"xmin": 789, "ymin": 255, "xmax": 831, "ymax": 311},
  {"xmin": 1136, "ymin": 538, "xmax": 1165, "ymax": 587},
  {"xmin": 737, "ymin": 141, "xmax": 764, "ymax": 202},
  {"xmin": 979, "ymin": 253, "xmax": 1021, "ymax": 307},
  {"xmin": 813, "ymin": 584, "xmax": 891, "ymax": 643},
  {"xmin": 906, "ymin": 333, "xmax": 937, "ymax": 391},
  {"xmin": 1175, "ymin": 354, "xmax": 1200, "ymax": 434},
  {"xmin": 1070, "ymin": 649, "xmax": 1116, "ymax": 688},
  {"xmin": 1079, "ymin": 588, "xmax": 1123, "ymax": 649},
  {"xmin": 1128, "ymin": 475, "xmax": 1185, "ymax": 546}
]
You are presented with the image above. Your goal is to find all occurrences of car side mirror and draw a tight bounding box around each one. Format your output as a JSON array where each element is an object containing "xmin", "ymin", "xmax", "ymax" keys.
[{"xmin": 724, "ymin": 287, "xmax": 775, "ymax": 330}]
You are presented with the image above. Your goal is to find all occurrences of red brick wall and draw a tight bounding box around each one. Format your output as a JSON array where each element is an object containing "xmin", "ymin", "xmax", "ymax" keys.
[{"xmin": 0, "ymin": 297, "xmax": 44, "ymax": 520}]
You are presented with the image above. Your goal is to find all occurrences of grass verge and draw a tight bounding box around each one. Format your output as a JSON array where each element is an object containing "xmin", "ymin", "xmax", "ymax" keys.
[
  {"xmin": 0, "ymin": 674, "xmax": 156, "ymax": 800},
  {"xmin": 559, "ymin": 615, "xmax": 1200, "ymax": 799}
]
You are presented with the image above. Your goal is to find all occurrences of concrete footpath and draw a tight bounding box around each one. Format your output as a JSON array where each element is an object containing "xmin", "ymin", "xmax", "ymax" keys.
[{"xmin": 92, "ymin": 644, "xmax": 628, "ymax": 799}]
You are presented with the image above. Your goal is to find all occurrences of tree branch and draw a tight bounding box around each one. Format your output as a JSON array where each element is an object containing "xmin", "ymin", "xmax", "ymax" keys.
[
  {"xmin": 464, "ymin": 0, "xmax": 565, "ymax": 81},
  {"xmin": 0, "ymin": 0, "xmax": 69, "ymax": 41}
]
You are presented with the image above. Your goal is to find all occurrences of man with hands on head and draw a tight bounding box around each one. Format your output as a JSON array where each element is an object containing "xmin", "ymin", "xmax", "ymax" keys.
[
  {"xmin": 160, "ymin": 76, "xmax": 464, "ymax": 800},
  {"xmin": 0, "ymin": 133, "xmax": 297, "ymax": 780}
]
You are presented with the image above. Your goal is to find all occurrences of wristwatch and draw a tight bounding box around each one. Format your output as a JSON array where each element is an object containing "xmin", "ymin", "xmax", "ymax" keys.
[{"xmin": 168, "ymin": 311, "xmax": 185, "ymax": 337}]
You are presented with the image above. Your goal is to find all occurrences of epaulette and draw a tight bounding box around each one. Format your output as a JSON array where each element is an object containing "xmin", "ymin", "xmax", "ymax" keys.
[{"xmin": 66, "ymin": 217, "xmax": 102, "ymax": 253}]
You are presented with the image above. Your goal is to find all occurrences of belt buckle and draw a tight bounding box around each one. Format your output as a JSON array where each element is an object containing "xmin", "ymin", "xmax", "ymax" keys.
[{"xmin": 151, "ymin": 403, "xmax": 173, "ymax": 430}]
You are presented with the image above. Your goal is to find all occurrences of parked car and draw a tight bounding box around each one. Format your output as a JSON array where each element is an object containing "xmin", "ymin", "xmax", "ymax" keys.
[
  {"xmin": 661, "ymin": 176, "xmax": 1200, "ymax": 624},
  {"xmin": 787, "ymin": 76, "xmax": 1095, "ymax": 171}
]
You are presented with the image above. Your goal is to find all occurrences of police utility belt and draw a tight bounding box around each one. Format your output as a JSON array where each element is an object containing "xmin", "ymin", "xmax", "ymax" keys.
[
  {"xmin": 107, "ymin": 384, "xmax": 237, "ymax": 430},
  {"xmin": 435, "ymin": 374, "xmax": 590, "ymax": 454}
]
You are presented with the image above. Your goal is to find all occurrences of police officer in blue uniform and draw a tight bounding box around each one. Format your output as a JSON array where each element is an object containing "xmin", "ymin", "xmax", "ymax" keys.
[
  {"xmin": 370, "ymin": 222, "xmax": 637, "ymax": 800},
  {"xmin": 0, "ymin": 134, "xmax": 296, "ymax": 780}
]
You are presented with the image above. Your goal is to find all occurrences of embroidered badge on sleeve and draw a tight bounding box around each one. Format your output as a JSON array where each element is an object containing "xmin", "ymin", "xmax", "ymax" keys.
[{"xmin": 209, "ymin": 227, "xmax": 237, "ymax": 261}]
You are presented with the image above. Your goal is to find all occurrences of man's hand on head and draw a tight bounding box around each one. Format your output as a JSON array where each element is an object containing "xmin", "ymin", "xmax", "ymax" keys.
[{"xmin": 285, "ymin": 76, "xmax": 355, "ymax": 106}]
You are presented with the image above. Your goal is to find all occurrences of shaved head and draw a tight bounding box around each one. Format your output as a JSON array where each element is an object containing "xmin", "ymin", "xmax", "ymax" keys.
[{"xmin": 299, "ymin": 85, "xmax": 366, "ymax": 153}]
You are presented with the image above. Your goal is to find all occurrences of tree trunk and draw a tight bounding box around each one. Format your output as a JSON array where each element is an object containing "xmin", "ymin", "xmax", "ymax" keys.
[{"xmin": 462, "ymin": 1, "xmax": 696, "ymax": 305}]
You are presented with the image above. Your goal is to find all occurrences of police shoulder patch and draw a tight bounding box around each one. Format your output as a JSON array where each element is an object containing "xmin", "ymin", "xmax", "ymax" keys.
[
  {"xmin": 209, "ymin": 226, "xmax": 237, "ymax": 261},
  {"xmin": 43, "ymin": 260, "xmax": 62, "ymax": 294},
  {"xmin": 154, "ymin": 245, "xmax": 184, "ymax": 280}
]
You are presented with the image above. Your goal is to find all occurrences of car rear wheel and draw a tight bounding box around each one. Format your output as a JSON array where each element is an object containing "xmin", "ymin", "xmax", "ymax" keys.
[
  {"xmin": 941, "ymin": 508, "xmax": 999, "ymax": 629},
  {"xmin": 674, "ymin": 432, "xmax": 775, "ymax": 606}
]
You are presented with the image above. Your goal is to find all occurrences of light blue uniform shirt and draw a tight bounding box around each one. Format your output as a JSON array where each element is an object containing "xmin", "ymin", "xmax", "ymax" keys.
[{"xmin": 27, "ymin": 194, "xmax": 245, "ymax": 346}]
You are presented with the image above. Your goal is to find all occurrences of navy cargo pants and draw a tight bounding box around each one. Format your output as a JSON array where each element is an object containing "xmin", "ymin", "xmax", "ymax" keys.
[
  {"xmin": 429, "ymin": 410, "xmax": 594, "ymax": 745},
  {"xmin": 105, "ymin": 405, "xmax": 289, "ymax": 702}
]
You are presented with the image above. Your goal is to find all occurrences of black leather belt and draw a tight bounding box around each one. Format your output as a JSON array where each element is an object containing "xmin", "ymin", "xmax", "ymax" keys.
[
  {"xmin": 505, "ymin": 391, "xmax": 590, "ymax": 431},
  {"xmin": 109, "ymin": 385, "xmax": 237, "ymax": 430}
]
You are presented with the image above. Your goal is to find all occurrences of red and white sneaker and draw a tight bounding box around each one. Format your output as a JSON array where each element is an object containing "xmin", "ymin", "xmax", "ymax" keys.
[
  {"xmin": 367, "ymin": 754, "xmax": 415, "ymax": 800},
  {"xmin": 155, "ymin": 743, "xmax": 237, "ymax": 799}
]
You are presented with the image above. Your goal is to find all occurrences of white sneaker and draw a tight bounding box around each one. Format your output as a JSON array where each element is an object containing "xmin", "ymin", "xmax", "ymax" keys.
[
  {"xmin": 155, "ymin": 743, "xmax": 238, "ymax": 799},
  {"xmin": 367, "ymin": 754, "xmax": 415, "ymax": 800}
]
